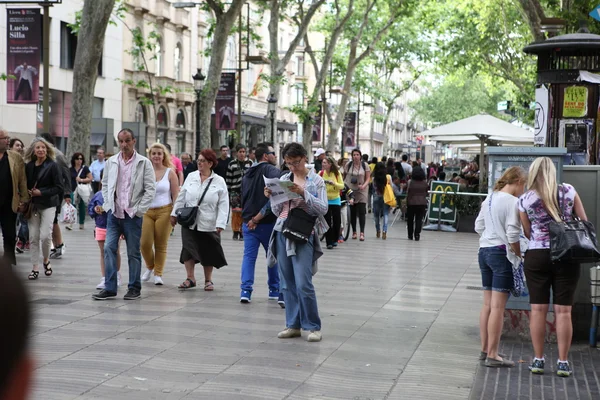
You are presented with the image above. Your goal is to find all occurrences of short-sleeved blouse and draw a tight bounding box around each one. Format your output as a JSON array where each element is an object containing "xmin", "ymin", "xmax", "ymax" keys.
[{"xmin": 518, "ymin": 183, "xmax": 576, "ymax": 250}]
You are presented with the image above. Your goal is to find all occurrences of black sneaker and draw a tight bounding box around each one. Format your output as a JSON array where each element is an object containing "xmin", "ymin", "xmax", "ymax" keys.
[
  {"xmin": 529, "ymin": 359, "xmax": 545, "ymax": 375},
  {"xmin": 92, "ymin": 290, "xmax": 117, "ymax": 300},
  {"xmin": 124, "ymin": 289, "xmax": 141, "ymax": 300},
  {"xmin": 557, "ymin": 361, "xmax": 572, "ymax": 377},
  {"xmin": 233, "ymin": 232, "xmax": 239, "ymax": 240},
  {"xmin": 238, "ymin": 233, "xmax": 244, "ymax": 241}
]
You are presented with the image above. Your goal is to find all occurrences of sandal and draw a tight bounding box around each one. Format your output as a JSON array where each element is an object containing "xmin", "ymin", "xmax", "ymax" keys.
[
  {"xmin": 360, "ymin": 233, "xmax": 365, "ymax": 241},
  {"xmin": 178, "ymin": 278, "xmax": 196, "ymax": 289},
  {"xmin": 204, "ymin": 281, "xmax": 214, "ymax": 291},
  {"xmin": 43, "ymin": 261, "xmax": 53, "ymax": 276},
  {"xmin": 28, "ymin": 270, "xmax": 39, "ymax": 280},
  {"xmin": 352, "ymin": 232, "xmax": 357, "ymax": 240}
]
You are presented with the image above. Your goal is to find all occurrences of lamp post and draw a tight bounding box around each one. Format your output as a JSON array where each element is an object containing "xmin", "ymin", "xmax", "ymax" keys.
[
  {"xmin": 193, "ymin": 68, "xmax": 206, "ymax": 157},
  {"xmin": 267, "ymin": 94, "xmax": 278, "ymax": 144}
]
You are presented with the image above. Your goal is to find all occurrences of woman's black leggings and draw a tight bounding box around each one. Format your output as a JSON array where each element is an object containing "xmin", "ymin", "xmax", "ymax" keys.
[
  {"xmin": 325, "ymin": 205, "xmax": 341, "ymax": 246},
  {"xmin": 350, "ymin": 202, "xmax": 366, "ymax": 234}
]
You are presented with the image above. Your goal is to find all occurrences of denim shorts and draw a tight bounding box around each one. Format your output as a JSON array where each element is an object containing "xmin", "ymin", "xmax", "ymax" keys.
[{"xmin": 478, "ymin": 246, "xmax": 514, "ymax": 292}]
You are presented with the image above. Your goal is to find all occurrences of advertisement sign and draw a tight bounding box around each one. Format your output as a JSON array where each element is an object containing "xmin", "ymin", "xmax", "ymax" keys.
[
  {"xmin": 6, "ymin": 8, "xmax": 41, "ymax": 104},
  {"xmin": 563, "ymin": 86, "xmax": 588, "ymax": 118},
  {"xmin": 427, "ymin": 181, "xmax": 459, "ymax": 223},
  {"xmin": 215, "ymin": 72, "xmax": 236, "ymax": 130},
  {"xmin": 344, "ymin": 112, "xmax": 356, "ymax": 148},
  {"xmin": 558, "ymin": 119, "xmax": 594, "ymax": 165},
  {"xmin": 534, "ymin": 85, "xmax": 549, "ymax": 146},
  {"xmin": 311, "ymin": 105, "xmax": 321, "ymax": 142}
]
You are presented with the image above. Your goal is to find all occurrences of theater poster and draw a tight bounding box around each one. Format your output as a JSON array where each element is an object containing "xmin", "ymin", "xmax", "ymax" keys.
[
  {"xmin": 6, "ymin": 8, "xmax": 41, "ymax": 104},
  {"xmin": 344, "ymin": 112, "xmax": 356, "ymax": 148},
  {"xmin": 215, "ymin": 73, "xmax": 236, "ymax": 130}
]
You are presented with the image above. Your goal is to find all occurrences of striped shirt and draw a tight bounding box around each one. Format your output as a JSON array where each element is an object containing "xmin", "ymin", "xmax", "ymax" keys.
[{"xmin": 225, "ymin": 159, "xmax": 252, "ymax": 193}]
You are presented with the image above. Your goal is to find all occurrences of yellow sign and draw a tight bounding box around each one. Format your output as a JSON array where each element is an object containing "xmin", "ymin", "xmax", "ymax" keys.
[{"xmin": 563, "ymin": 86, "xmax": 588, "ymax": 118}]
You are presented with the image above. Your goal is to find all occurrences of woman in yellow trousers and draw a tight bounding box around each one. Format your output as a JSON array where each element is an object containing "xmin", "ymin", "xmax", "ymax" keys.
[{"xmin": 141, "ymin": 143, "xmax": 180, "ymax": 285}]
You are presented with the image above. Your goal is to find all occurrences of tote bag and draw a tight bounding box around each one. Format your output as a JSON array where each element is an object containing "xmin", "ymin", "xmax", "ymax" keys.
[{"xmin": 383, "ymin": 175, "xmax": 397, "ymax": 207}]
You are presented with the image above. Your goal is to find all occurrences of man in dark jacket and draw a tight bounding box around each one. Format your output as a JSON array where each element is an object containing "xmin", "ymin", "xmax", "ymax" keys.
[{"xmin": 239, "ymin": 142, "xmax": 282, "ymax": 305}]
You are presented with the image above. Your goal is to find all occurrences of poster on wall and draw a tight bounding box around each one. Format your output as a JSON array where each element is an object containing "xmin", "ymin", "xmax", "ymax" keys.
[
  {"xmin": 215, "ymin": 73, "xmax": 236, "ymax": 130},
  {"xmin": 312, "ymin": 105, "xmax": 321, "ymax": 142},
  {"xmin": 558, "ymin": 119, "xmax": 594, "ymax": 165},
  {"xmin": 563, "ymin": 86, "xmax": 588, "ymax": 118},
  {"xmin": 344, "ymin": 112, "xmax": 356, "ymax": 148},
  {"xmin": 6, "ymin": 8, "xmax": 41, "ymax": 104},
  {"xmin": 534, "ymin": 85, "xmax": 549, "ymax": 145}
]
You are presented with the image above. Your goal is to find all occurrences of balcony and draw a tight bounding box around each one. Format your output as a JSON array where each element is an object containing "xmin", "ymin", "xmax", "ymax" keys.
[
  {"xmin": 155, "ymin": 0, "xmax": 171, "ymax": 23},
  {"xmin": 174, "ymin": 8, "xmax": 190, "ymax": 30},
  {"xmin": 373, "ymin": 132, "xmax": 385, "ymax": 142},
  {"xmin": 175, "ymin": 81, "xmax": 195, "ymax": 105},
  {"xmin": 130, "ymin": 0, "xmax": 149, "ymax": 14}
]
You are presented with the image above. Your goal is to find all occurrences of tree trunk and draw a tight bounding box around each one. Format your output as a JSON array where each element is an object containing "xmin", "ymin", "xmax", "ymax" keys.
[
  {"xmin": 200, "ymin": 0, "xmax": 247, "ymax": 150},
  {"xmin": 268, "ymin": 0, "xmax": 281, "ymax": 146},
  {"xmin": 516, "ymin": 0, "xmax": 546, "ymax": 42},
  {"xmin": 68, "ymin": 0, "xmax": 116, "ymax": 158},
  {"xmin": 381, "ymin": 105, "xmax": 393, "ymax": 156}
]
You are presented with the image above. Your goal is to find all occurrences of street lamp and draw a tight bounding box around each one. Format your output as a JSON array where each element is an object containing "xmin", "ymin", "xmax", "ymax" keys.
[
  {"xmin": 267, "ymin": 94, "xmax": 278, "ymax": 144},
  {"xmin": 193, "ymin": 68, "xmax": 206, "ymax": 157}
]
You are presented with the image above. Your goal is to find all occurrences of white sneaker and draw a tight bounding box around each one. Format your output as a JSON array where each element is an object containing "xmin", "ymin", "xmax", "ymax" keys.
[
  {"xmin": 307, "ymin": 330, "xmax": 322, "ymax": 342},
  {"xmin": 154, "ymin": 276, "xmax": 164, "ymax": 286},
  {"xmin": 141, "ymin": 269, "xmax": 153, "ymax": 282},
  {"xmin": 96, "ymin": 277, "xmax": 105, "ymax": 290},
  {"xmin": 277, "ymin": 328, "xmax": 301, "ymax": 339},
  {"xmin": 117, "ymin": 272, "xmax": 122, "ymax": 287}
]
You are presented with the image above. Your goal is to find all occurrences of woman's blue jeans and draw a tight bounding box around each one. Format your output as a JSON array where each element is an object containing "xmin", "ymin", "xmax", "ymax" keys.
[
  {"xmin": 372, "ymin": 194, "xmax": 389, "ymax": 233},
  {"xmin": 275, "ymin": 231, "xmax": 321, "ymax": 331}
]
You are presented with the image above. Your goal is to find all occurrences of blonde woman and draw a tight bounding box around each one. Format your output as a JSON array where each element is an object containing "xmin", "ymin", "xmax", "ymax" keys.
[
  {"xmin": 24, "ymin": 138, "xmax": 63, "ymax": 279},
  {"xmin": 141, "ymin": 143, "xmax": 179, "ymax": 285},
  {"xmin": 475, "ymin": 166, "xmax": 526, "ymax": 368},
  {"xmin": 518, "ymin": 157, "xmax": 586, "ymax": 377}
]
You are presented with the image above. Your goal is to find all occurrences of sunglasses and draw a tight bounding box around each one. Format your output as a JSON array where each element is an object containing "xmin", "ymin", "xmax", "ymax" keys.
[{"xmin": 266, "ymin": 151, "xmax": 276, "ymax": 155}]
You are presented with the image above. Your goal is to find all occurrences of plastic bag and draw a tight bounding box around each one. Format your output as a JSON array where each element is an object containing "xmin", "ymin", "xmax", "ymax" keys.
[{"xmin": 61, "ymin": 202, "xmax": 77, "ymax": 224}]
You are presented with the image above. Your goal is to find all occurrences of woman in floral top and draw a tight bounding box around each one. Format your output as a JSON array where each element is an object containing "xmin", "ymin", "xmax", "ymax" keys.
[{"xmin": 518, "ymin": 157, "xmax": 587, "ymax": 378}]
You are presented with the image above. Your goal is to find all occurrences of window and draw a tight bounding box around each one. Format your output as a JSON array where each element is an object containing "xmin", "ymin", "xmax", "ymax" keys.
[
  {"xmin": 175, "ymin": 109, "xmax": 185, "ymax": 129},
  {"xmin": 296, "ymin": 56, "xmax": 304, "ymax": 76},
  {"xmin": 92, "ymin": 98, "xmax": 103, "ymax": 118},
  {"xmin": 135, "ymin": 103, "xmax": 147, "ymax": 123},
  {"xmin": 174, "ymin": 43, "xmax": 182, "ymax": 81},
  {"xmin": 292, "ymin": 85, "xmax": 304, "ymax": 106},
  {"xmin": 155, "ymin": 40, "xmax": 162, "ymax": 76},
  {"xmin": 227, "ymin": 38, "xmax": 236, "ymax": 69},
  {"xmin": 60, "ymin": 21, "xmax": 77, "ymax": 69},
  {"xmin": 157, "ymin": 106, "xmax": 168, "ymax": 127}
]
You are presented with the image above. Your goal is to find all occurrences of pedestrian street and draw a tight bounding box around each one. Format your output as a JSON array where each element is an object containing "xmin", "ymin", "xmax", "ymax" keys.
[{"xmin": 19, "ymin": 218, "xmax": 487, "ymax": 400}]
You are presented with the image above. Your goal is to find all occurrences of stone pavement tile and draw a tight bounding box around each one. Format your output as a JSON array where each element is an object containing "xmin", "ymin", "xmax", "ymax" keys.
[
  {"xmin": 138, "ymin": 350, "xmax": 232, "ymax": 374},
  {"xmin": 225, "ymin": 356, "xmax": 319, "ymax": 382},
  {"xmin": 77, "ymin": 384, "xmax": 188, "ymax": 400},
  {"xmin": 246, "ymin": 341, "xmax": 335, "ymax": 365},
  {"xmin": 187, "ymin": 373, "xmax": 301, "ymax": 398},
  {"xmin": 286, "ymin": 361, "xmax": 399, "ymax": 399}
]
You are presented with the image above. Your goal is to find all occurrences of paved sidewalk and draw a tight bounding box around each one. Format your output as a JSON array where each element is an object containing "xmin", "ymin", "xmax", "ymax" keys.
[{"xmin": 12, "ymin": 218, "xmax": 485, "ymax": 399}]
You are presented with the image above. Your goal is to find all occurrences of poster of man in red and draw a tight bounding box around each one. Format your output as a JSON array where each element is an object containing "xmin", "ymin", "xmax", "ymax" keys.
[
  {"xmin": 6, "ymin": 8, "xmax": 41, "ymax": 104},
  {"xmin": 215, "ymin": 73, "xmax": 236, "ymax": 130},
  {"xmin": 344, "ymin": 112, "xmax": 357, "ymax": 148}
]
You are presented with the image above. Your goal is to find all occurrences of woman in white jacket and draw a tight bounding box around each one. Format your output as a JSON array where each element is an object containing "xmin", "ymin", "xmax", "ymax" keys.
[
  {"xmin": 170, "ymin": 149, "xmax": 229, "ymax": 291},
  {"xmin": 474, "ymin": 166, "xmax": 526, "ymax": 368}
]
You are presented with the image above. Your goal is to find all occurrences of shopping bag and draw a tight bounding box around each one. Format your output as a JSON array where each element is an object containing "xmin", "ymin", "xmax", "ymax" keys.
[
  {"xmin": 384, "ymin": 184, "xmax": 397, "ymax": 207},
  {"xmin": 61, "ymin": 202, "xmax": 77, "ymax": 224}
]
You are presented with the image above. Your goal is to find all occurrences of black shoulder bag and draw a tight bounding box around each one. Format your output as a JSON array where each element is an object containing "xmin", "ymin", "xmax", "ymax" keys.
[
  {"xmin": 176, "ymin": 178, "xmax": 213, "ymax": 228},
  {"xmin": 281, "ymin": 174, "xmax": 317, "ymax": 243},
  {"xmin": 549, "ymin": 185, "xmax": 600, "ymax": 263}
]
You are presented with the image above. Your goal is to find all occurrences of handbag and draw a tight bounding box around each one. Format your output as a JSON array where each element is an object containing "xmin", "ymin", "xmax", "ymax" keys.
[
  {"xmin": 23, "ymin": 180, "xmax": 37, "ymax": 220},
  {"xmin": 75, "ymin": 167, "xmax": 92, "ymax": 204},
  {"xmin": 176, "ymin": 178, "xmax": 213, "ymax": 228},
  {"xmin": 281, "ymin": 174, "xmax": 317, "ymax": 243},
  {"xmin": 384, "ymin": 175, "xmax": 397, "ymax": 207},
  {"xmin": 549, "ymin": 185, "xmax": 600, "ymax": 263}
]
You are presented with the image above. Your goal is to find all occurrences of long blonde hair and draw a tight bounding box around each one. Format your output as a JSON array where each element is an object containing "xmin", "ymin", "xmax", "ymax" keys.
[
  {"xmin": 148, "ymin": 143, "xmax": 174, "ymax": 169},
  {"xmin": 493, "ymin": 166, "xmax": 526, "ymax": 191},
  {"xmin": 24, "ymin": 137, "xmax": 56, "ymax": 162},
  {"xmin": 527, "ymin": 157, "xmax": 561, "ymax": 222}
]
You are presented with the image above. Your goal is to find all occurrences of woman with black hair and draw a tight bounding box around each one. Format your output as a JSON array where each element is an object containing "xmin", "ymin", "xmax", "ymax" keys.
[
  {"xmin": 69, "ymin": 152, "xmax": 93, "ymax": 230},
  {"xmin": 372, "ymin": 162, "xmax": 391, "ymax": 239},
  {"xmin": 343, "ymin": 149, "xmax": 370, "ymax": 241},
  {"xmin": 406, "ymin": 166, "xmax": 428, "ymax": 241},
  {"xmin": 265, "ymin": 142, "xmax": 328, "ymax": 342},
  {"xmin": 386, "ymin": 158, "xmax": 396, "ymax": 178}
]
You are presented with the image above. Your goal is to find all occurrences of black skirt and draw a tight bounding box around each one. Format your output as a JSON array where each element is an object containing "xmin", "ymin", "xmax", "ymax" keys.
[{"xmin": 180, "ymin": 227, "xmax": 227, "ymax": 268}]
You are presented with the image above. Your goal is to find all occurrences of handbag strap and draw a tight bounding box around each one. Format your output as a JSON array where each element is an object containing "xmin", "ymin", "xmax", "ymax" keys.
[
  {"xmin": 488, "ymin": 192, "xmax": 496, "ymax": 231},
  {"xmin": 196, "ymin": 178, "xmax": 213, "ymax": 206}
]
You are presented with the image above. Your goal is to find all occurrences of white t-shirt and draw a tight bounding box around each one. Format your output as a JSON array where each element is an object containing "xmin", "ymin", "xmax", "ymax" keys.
[{"xmin": 475, "ymin": 191, "xmax": 520, "ymax": 248}]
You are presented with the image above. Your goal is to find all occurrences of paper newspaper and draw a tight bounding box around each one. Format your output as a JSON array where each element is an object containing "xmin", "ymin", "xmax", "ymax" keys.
[{"xmin": 263, "ymin": 175, "xmax": 301, "ymax": 206}]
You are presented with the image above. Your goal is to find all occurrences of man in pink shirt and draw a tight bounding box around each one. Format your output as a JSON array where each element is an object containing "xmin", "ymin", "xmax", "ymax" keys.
[
  {"xmin": 165, "ymin": 143, "xmax": 184, "ymax": 185},
  {"xmin": 93, "ymin": 129, "xmax": 155, "ymax": 301}
]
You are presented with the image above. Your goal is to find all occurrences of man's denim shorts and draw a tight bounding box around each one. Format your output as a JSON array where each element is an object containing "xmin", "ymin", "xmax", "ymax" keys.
[{"xmin": 478, "ymin": 246, "xmax": 513, "ymax": 292}]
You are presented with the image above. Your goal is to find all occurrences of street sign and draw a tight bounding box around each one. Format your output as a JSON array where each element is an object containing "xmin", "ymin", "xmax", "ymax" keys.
[
  {"xmin": 427, "ymin": 180, "xmax": 459, "ymax": 223},
  {"xmin": 590, "ymin": 5, "xmax": 600, "ymax": 22}
]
